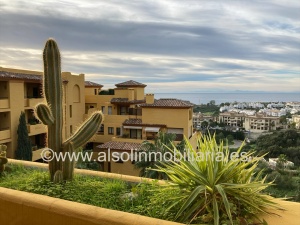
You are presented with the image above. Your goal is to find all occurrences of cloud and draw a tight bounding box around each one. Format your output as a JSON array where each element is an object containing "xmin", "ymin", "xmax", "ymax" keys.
[{"xmin": 0, "ymin": 0, "xmax": 299, "ymax": 92}]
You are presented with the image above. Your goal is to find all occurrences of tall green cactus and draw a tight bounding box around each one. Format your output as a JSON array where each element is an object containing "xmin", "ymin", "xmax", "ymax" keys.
[{"xmin": 35, "ymin": 39, "xmax": 103, "ymax": 182}]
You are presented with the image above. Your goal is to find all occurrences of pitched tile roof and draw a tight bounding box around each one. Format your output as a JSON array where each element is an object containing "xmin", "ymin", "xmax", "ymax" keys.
[
  {"xmin": 0, "ymin": 71, "xmax": 68, "ymax": 83},
  {"xmin": 115, "ymin": 80, "xmax": 147, "ymax": 87},
  {"xmin": 123, "ymin": 118, "xmax": 166, "ymax": 127},
  {"xmin": 111, "ymin": 98, "xmax": 146, "ymax": 104},
  {"xmin": 85, "ymin": 81, "xmax": 103, "ymax": 87},
  {"xmin": 123, "ymin": 118, "xmax": 142, "ymax": 125},
  {"xmin": 141, "ymin": 98, "xmax": 194, "ymax": 108},
  {"xmin": 97, "ymin": 141, "xmax": 143, "ymax": 151},
  {"xmin": 0, "ymin": 71, "xmax": 42, "ymax": 81}
]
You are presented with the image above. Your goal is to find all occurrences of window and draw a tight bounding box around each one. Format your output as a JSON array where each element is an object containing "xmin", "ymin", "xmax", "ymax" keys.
[
  {"xmin": 130, "ymin": 129, "xmax": 142, "ymax": 139},
  {"xmin": 73, "ymin": 85, "xmax": 80, "ymax": 103},
  {"xmin": 70, "ymin": 125, "xmax": 73, "ymax": 134},
  {"xmin": 108, "ymin": 106, "xmax": 112, "ymax": 115},
  {"xmin": 108, "ymin": 127, "xmax": 114, "ymax": 135},
  {"xmin": 94, "ymin": 89, "xmax": 97, "ymax": 95},
  {"xmin": 69, "ymin": 105, "xmax": 72, "ymax": 118},
  {"xmin": 101, "ymin": 106, "xmax": 105, "ymax": 114},
  {"xmin": 98, "ymin": 124, "xmax": 104, "ymax": 134},
  {"xmin": 120, "ymin": 106, "xmax": 127, "ymax": 115},
  {"xmin": 116, "ymin": 127, "xmax": 121, "ymax": 136}
]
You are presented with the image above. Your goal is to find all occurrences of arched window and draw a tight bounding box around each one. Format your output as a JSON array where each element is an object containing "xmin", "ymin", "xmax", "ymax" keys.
[{"xmin": 73, "ymin": 85, "xmax": 80, "ymax": 103}]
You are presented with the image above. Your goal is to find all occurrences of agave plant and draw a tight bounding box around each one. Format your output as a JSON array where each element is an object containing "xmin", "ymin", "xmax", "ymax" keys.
[{"xmin": 153, "ymin": 135, "xmax": 279, "ymax": 225}]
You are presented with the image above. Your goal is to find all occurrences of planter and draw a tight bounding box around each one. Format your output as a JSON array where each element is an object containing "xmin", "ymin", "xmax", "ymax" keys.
[{"xmin": 1, "ymin": 159, "xmax": 300, "ymax": 225}]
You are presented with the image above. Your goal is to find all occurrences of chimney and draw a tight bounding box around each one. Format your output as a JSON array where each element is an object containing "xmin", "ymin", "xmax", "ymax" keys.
[{"xmin": 146, "ymin": 94, "xmax": 154, "ymax": 104}]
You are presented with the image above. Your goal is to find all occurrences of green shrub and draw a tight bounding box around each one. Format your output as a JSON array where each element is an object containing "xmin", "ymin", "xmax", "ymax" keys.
[{"xmin": 152, "ymin": 135, "xmax": 278, "ymax": 225}]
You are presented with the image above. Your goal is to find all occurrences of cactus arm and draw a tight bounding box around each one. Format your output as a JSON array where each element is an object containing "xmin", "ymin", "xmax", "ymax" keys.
[
  {"xmin": 53, "ymin": 170, "xmax": 63, "ymax": 183},
  {"xmin": 64, "ymin": 111, "xmax": 103, "ymax": 149},
  {"xmin": 35, "ymin": 103, "xmax": 54, "ymax": 125}
]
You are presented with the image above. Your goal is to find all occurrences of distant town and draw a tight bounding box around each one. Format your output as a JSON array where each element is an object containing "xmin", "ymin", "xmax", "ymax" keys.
[{"xmin": 193, "ymin": 100, "xmax": 300, "ymax": 137}]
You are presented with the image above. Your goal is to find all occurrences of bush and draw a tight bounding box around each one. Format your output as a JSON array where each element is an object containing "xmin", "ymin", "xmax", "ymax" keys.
[{"xmin": 153, "ymin": 135, "xmax": 278, "ymax": 224}]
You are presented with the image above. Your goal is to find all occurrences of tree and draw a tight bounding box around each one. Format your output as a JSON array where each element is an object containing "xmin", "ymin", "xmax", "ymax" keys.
[
  {"xmin": 209, "ymin": 100, "xmax": 216, "ymax": 105},
  {"xmin": 276, "ymin": 154, "xmax": 288, "ymax": 169},
  {"xmin": 201, "ymin": 121, "xmax": 209, "ymax": 128},
  {"xmin": 226, "ymin": 134, "xmax": 234, "ymax": 145},
  {"xmin": 135, "ymin": 132, "xmax": 178, "ymax": 179},
  {"xmin": 15, "ymin": 112, "xmax": 32, "ymax": 161}
]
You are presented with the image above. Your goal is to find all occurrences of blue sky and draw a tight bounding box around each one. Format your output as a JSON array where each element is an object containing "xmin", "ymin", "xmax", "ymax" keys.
[{"xmin": 0, "ymin": 0, "xmax": 299, "ymax": 93}]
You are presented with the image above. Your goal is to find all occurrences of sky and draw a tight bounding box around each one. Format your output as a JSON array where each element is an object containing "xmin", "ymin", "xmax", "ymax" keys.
[{"xmin": 0, "ymin": 0, "xmax": 299, "ymax": 93}]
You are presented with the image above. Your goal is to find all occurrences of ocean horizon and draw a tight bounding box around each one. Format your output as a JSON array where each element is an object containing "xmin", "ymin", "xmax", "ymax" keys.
[{"xmin": 153, "ymin": 92, "xmax": 300, "ymax": 105}]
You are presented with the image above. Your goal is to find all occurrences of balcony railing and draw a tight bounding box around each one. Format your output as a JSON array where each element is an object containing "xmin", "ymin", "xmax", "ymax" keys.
[
  {"xmin": 128, "ymin": 108, "xmax": 142, "ymax": 116},
  {"xmin": 0, "ymin": 98, "xmax": 9, "ymax": 109},
  {"xmin": 24, "ymin": 98, "xmax": 44, "ymax": 108},
  {"xmin": 32, "ymin": 147, "xmax": 48, "ymax": 161},
  {"xmin": 0, "ymin": 128, "xmax": 11, "ymax": 140},
  {"xmin": 27, "ymin": 124, "xmax": 47, "ymax": 136}
]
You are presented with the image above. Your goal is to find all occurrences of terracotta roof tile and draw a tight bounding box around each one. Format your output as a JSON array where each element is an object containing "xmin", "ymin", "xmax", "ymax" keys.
[
  {"xmin": 97, "ymin": 141, "xmax": 142, "ymax": 151},
  {"xmin": 0, "ymin": 71, "xmax": 68, "ymax": 82},
  {"xmin": 111, "ymin": 98, "xmax": 145, "ymax": 104},
  {"xmin": 141, "ymin": 98, "xmax": 194, "ymax": 108},
  {"xmin": 123, "ymin": 119, "xmax": 142, "ymax": 125},
  {"xmin": 115, "ymin": 80, "xmax": 146, "ymax": 87},
  {"xmin": 123, "ymin": 118, "xmax": 166, "ymax": 127},
  {"xmin": 85, "ymin": 81, "xmax": 103, "ymax": 87},
  {"xmin": 0, "ymin": 71, "xmax": 42, "ymax": 81}
]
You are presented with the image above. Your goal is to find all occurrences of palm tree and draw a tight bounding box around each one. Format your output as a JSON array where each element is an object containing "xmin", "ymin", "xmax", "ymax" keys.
[{"xmin": 135, "ymin": 132, "xmax": 178, "ymax": 179}]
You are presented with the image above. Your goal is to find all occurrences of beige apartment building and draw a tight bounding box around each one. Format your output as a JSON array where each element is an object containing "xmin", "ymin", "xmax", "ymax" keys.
[
  {"xmin": 244, "ymin": 113, "xmax": 281, "ymax": 132},
  {"xmin": 218, "ymin": 112, "xmax": 245, "ymax": 128},
  {"xmin": 0, "ymin": 67, "xmax": 85, "ymax": 161},
  {"xmin": 85, "ymin": 80, "xmax": 197, "ymax": 176},
  {"xmin": 217, "ymin": 112, "xmax": 281, "ymax": 133},
  {"xmin": 1, "ymin": 67, "xmax": 197, "ymax": 176}
]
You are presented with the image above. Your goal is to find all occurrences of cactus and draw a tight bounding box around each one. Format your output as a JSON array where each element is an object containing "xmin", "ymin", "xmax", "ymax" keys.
[
  {"xmin": 35, "ymin": 39, "xmax": 103, "ymax": 182},
  {"xmin": 0, "ymin": 144, "xmax": 8, "ymax": 173}
]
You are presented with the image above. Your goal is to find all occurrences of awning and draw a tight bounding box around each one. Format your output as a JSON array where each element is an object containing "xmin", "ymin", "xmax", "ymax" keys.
[
  {"xmin": 167, "ymin": 128, "xmax": 184, "ymax": 134},
  {"xmin": 123, "ymin": 126, "xmax": 143, "ymax": 129},
  {"xmin": 145, "ymin": 127, "xmax": 160, "ymax": 132}
]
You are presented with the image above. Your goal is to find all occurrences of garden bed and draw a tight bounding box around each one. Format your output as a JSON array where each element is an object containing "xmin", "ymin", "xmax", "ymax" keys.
[
  {"xmin": 0, "ymin": 162, "xmax": 177, "ymax": 222},
  {"xmin": 1, "ymin": 159, "xmax": 300, "ymax": 225}
]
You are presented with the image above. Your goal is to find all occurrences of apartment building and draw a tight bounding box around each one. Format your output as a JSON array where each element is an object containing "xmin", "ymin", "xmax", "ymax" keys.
[
  {"xmin": 217, "ymin": 112, "xmax": 245, "ymax": 128},
  {"xmin": 85, "ymin": 80, "xmax": 197, "ymax": 176},
  {"xmin": 193, "ymin": 112, "xmax": 214, "ymax": 127},
  {"xmin": 1, "ymin": 67, "xmax": 197, "ymax": 176},
  {"xmin": 0, "ymin": 67, "xmax": 85, "ymax": 161},
  {"xmin": 244, "ymin": 113, "xmax": 281, "ymax": 132},
  {"xmin": 292, "ymin": 115, "xmax": 300, "ymax": 129}
]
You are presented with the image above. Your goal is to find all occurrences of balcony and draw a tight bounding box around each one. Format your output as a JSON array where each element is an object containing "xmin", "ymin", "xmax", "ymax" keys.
[
  {"xmin": 0, "ymin": 98, "xmax": 9, "ymax": 109},
  {"xmin": 24, "ymin": 98, "xmax": 44, "ymax": 108},
  {"xmin": 27, "ymin": 124, "xmax": 47, "ymax": 136},
  {"xmin": 0, "ymin": 128, "xmax": 11, "ymax": 140},
  {"xmin": 32, "ymin": 147, "xmax": 48, "ymax": 161}
]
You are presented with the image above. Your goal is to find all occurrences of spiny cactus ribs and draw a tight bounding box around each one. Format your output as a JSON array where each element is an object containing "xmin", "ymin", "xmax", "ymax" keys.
[{"xmin": 35, "ymin": 39, "xmax": 103, "ymax": 182}]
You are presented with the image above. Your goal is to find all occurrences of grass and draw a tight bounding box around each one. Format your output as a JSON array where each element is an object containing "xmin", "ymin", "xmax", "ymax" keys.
[{"xmin": 0, "ymin": 163, "xmax": 177, "ymax": 221}]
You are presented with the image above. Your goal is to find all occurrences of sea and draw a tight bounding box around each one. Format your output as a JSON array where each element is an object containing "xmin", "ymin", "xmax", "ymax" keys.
[{"xmin": 154, "ymin": 93, "xmax": 300, "ymax": 105}]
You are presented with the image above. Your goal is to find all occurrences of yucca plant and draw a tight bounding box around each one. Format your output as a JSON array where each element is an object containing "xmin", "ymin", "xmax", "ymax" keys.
[{"xmin": 153, "ymin": 135, "xmax": 279, "ymax": 225}]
